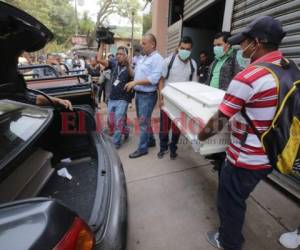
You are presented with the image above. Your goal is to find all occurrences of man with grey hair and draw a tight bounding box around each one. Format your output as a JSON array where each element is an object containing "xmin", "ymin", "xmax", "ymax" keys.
[{"xmin": 125, "ymin": 33, "xmax": 164, "ymax": 158}]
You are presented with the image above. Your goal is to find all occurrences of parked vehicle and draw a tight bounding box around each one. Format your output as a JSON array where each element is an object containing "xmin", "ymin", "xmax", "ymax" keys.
[
  {"xmin": 19, "ymin": 64, "xmax": 95, "ymax": 107},
  {"xmin": 0, "ymin": 2, "xmax": 127, "ymax": 249}
]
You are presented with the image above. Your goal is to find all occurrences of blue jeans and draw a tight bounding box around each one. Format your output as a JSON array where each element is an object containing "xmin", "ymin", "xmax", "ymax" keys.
[
  {"xmin": 108, "ymin": 99, "xmax": 129, "ymax": 146},
  {"xmin": 218, "ymin": 160, "xmax": 272, "ymax": 250},
  {"xmin": 135, "ymin": 91, "xmax": 157, "ymax": 153}
]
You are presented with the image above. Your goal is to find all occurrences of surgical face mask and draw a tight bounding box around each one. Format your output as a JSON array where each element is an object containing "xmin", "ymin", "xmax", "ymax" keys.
[
  {"xmin": 242, "ymin": 41, "xmax": 258, "ymax": 61},
  {"xmin": 178, "ymin": 49, "xmax": 191, "ymax": 61},
  {"xmin": 214, "ymin": 46, "xmax": 225, "ymax": 59},
  {"xmin": 236, "ymin": 50, "xmax": 251, "ymax": 68}
]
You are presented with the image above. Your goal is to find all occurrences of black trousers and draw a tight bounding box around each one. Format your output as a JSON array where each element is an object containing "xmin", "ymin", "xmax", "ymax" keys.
[
  {"xmin": 98, "ymin": 83, "xmax": 106, "ymax": 103},
  {"xmin": 159, "ymin": 110, "xmax": 180, "ymax": 153},
  {"xmin": 218, "ymin": 160, "xmax": 272, "ymax": 250}
]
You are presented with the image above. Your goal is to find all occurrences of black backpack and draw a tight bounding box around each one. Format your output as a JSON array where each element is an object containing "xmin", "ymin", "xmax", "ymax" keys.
[
  {"xmin": 242, "ymin": 59, "xmax": 300, "ymax": 174},
  {"xmin": 165, "ymin": 53, "xmax": 195, "ymax": 81}
]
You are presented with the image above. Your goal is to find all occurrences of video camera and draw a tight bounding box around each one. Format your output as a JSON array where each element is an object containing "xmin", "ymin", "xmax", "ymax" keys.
[{"xmin": 96, "ymin": 27, "xmax": 115, "ymax": 46}]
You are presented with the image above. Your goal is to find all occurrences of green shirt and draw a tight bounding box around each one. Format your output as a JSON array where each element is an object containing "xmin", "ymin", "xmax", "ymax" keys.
[{"xmin": 210, "ymin": 48, "xmax": 234, "ymax": 89}]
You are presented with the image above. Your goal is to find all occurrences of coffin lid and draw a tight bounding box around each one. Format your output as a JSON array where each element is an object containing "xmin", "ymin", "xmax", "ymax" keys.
[{"xmin": 167, "ymin": 82, "xmax": 225, "ymax": 107}]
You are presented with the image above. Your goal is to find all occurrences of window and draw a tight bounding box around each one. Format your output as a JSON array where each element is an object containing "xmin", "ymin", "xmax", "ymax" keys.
[{"xmin": 0, "ymin": 101, "xmax": 50, "ymax": 169}]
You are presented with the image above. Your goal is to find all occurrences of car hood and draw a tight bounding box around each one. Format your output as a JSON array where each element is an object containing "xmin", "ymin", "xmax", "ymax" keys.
[{"xmin": 0, "ymin": 2, "xmax": 53, "ymax": 85}]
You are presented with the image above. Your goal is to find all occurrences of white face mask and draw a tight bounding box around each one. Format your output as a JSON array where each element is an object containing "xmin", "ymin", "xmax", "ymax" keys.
[{"xmin": 236, "ymin": 50, "xmax": 250, "ymax": 68}]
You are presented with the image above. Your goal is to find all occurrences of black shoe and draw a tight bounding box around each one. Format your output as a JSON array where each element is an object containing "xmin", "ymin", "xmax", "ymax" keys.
[
  {"xmin": 124, "ymin": 133, "xmax": 129, "ymax": 141},
  {"xmin": 129, "ymin": 150, "xmax": 148, "ymax": 159},
  {"xmin": 170, "ymin": 151, "xmax": 178, "ymax": 160},
  {"xmin": 148, "ymin": 140, "xmax": 156, "ymax": 147},
  {"xmin": 114, "ymin": 144, "xmax": 121, "ymax": 150},
  {"xmin": 205, "ymin": 153, "xmax": 226, "ymax": 161},
  {"xmin": 206, "ymin": 231, "xmax": 223, "ymax": 249},
  {"xmin": 157, "ymin": 149, "xmax": 168, "ymax": 159}
]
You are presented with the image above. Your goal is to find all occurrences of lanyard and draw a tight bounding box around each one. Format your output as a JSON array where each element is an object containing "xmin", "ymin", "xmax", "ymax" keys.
[
  {"xmin": 117, "ymin": 65, "xmax": 126, "ymax": 78},
  {"xmin": 113, "ymin": 65, "xmax": 126, "ymax": 80}
]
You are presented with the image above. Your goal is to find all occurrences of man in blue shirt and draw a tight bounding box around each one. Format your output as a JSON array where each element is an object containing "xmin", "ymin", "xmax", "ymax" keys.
[{"xmin": 125, "ymin": 33, "xmax": 164, "ymax": 158}]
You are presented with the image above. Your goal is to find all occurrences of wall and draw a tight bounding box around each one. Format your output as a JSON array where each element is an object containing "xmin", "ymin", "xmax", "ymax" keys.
[
  {"xmin": 182, "ymin": 27, "xmax": 216, "ymax": 65},
  {"xmin": 231, "ymin": 0, "xmax": 300, "ymax": 65},
  {"xmin": 151, "ymin": 0, "xmax": 169, "ymax": 56}
]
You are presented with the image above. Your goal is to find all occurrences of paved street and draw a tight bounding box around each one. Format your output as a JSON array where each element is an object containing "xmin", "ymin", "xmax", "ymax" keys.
[{"xmin": 108, "ymin": 106, "xmax": 300, "ymax": 250}]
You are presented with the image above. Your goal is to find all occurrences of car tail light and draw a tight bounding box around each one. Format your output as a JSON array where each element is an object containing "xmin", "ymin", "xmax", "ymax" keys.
[{"xmin": 53, "ymin": 217, "xmax": 95, "ymax": 250}]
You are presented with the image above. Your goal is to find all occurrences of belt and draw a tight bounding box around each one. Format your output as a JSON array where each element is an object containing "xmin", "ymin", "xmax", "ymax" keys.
[{"xmin": 135, "ymin": 90, "xmax": 157, "ymax": 95}]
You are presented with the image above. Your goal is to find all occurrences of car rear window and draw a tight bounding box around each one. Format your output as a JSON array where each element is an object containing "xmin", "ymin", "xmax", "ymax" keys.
[{"xmin": 0, "ymin": 100, "xmax": 51, "ymax": 169}]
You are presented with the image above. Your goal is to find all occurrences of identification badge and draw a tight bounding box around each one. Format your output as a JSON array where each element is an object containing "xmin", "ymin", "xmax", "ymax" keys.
[{"xmin": 113, "ymin": 80, "xmax": 120, "ymax": 86}]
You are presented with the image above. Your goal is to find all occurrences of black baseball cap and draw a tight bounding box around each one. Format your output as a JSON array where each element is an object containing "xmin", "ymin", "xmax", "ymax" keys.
[{"xmin": 228, "ymin": 16, "xmax": 286, "ymax": 45}]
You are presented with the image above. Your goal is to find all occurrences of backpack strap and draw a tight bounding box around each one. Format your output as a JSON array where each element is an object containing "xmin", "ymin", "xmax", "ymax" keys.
[
  {"xmin": 254, "ymin": 58, "xmax": 294, "ymax": 76},
  {"xmin": 240, "ymin": 58, "xmax": 294, "ymax": 143},
  {"xmin": 231, "ymin": 49, "xmax": 238, "ymax": 78},
  {"xmin": 189, "ymin": 59, "xmax": 195, "ymax": 81},
  {"xmin": 165, "ymin": 53, "xmax": 195, "ymax": 81},
  {"xmin": 240, "ymin": 107, "xmax": 262, "ymax": 141},
  {"xmin": 165, "ymin": 53, "xmax": 177, "ymax": 80}
]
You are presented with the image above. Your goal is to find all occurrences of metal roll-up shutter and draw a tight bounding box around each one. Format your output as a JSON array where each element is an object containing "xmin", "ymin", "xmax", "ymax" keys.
[
  {"xmin": 183, "ymin": 0, "xmax": 217, "ymax": 21},
  {"xmin": 167, "ymin": 20, "xmax": 182, "ymax": 56},
  {"xmin": 231, "ymin": 0, "xmax": 300, "ymax": 65}
]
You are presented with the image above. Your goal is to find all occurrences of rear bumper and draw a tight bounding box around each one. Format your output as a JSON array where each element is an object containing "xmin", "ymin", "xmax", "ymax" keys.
[{"xmin": 93, "ymin": 133, "xmax": 127, "ymax": 250}]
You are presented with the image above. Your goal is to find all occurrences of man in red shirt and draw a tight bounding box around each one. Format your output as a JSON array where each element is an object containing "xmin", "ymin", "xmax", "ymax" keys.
[{"xmin": 199, "ymin": 16, "xmax": 286, "ymax": 250}]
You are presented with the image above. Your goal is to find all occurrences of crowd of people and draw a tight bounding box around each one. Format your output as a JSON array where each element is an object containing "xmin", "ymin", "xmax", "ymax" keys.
[
  {"xmin": 87, "ymin": 15, "xmax": 299, "ymax": 250},
  {"xmin": 18, "ymin": 14, "xmax": 299, "ymax": 250},
  {"xmin": 91, "ymin": 32, "xmax": 248, "ymax": 157}
]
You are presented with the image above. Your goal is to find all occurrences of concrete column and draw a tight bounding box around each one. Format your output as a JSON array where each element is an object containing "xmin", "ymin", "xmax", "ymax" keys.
[
  {"xmin": 151, "ymin": 0, "xmax": 169, "ymax": 56},
  {"xmin": 222, "ymin": 0, "xmax": 235, "ymax": 32}
]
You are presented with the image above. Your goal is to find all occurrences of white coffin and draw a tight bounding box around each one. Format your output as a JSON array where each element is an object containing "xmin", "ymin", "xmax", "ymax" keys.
[{"xmin": 161, "ymin": 82, "xmax": 230, "ymax": 155}]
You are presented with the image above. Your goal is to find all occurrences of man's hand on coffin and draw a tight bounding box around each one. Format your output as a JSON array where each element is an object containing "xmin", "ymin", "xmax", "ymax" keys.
[{"xmin": 198, "ymin": 110, "xmax": 229, "ymax": 141}]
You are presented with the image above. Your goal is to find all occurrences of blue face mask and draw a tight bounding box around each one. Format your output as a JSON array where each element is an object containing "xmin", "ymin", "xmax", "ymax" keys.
[
  {"xmin": 178, "ymin": 49, "xmax": 191, "ymax": 61},
  {"xmin": 236, "ymin": 50, "xmax": 251, "ymax": 69},
  {"xmin": 214, "ymin": 46, "xmax": 225, "ymax": 59}
]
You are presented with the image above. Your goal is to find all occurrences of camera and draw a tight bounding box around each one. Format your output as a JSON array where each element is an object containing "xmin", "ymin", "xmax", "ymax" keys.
[{"xmin": 96, "ymin": 27, "xmax": 115, "ymax": 46}]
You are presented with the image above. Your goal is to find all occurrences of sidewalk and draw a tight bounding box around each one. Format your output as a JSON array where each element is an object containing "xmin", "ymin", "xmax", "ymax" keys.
[{"xmin": 107, "ymin": 105, "xmax": 300, "ymax": 250}]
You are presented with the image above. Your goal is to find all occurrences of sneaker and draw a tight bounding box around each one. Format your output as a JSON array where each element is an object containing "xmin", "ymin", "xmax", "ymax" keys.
[
  {"xmin": 129, "ymin": 150, "xmax": 148, "ymax": 159},
  {"xmin": 279, "ymin": 229, "xmax": 300, "ymax": 249},
  {"xmin": 170, "ymin": 151, "xmax": 178, "ymax": 160},
  {"xmin": 157, "ymin": 149, "xmax": 168, "ymax": 159},
  {"xmin": 206, "ymin": 231, "xmax": 223, "ymax": 249},
  {"xmin": 124, "ymin": 133, "xmax": 129, "ymax": 141}
]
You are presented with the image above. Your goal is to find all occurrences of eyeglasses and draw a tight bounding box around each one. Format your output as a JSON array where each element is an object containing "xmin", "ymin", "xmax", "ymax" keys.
[{"xmin": 116, "ymin": 53, "xmax": 125, "ymax": 56}]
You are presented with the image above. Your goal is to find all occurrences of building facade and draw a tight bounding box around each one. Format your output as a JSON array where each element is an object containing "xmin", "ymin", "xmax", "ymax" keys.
[
  {"xmin": 151, "ymin": 0, "xmax": 300, "ymax": 67},
  {"xmin": 150, "ymin": 0, "xmax": 169, "ymax": 56}
]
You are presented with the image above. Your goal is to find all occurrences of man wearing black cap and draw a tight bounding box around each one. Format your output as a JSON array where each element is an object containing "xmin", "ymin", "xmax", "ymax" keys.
[{"xmin": 198, "ymin": 16, "xmax": 286, "ymax": 250}]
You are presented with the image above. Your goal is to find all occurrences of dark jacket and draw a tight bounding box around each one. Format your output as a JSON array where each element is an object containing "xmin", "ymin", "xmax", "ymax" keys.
[
  {"xmin": 87, "ymin": 65, "xmax": 101, "ymax": 77},
  {"xmin": 206, "ymin": 49, "xmax": 242, "ymax": 91},
  {"xmin": 198, "ymin": 61, "xmax": 211, "ymax": 83},
  {"xmin": 108, "ymin": 60, "xmax": 134, "ymax": 103}
]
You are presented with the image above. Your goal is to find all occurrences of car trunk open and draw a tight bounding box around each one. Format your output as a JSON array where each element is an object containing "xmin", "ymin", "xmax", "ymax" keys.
[{"xmin": 0, "ymin": 3, "xmax": 127, "ymax": 248}]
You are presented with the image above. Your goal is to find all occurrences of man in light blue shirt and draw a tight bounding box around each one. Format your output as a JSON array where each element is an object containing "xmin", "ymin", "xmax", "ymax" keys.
[{"xmin": 125, "ymin": 33, "xmax": 164, "ymax": 158}]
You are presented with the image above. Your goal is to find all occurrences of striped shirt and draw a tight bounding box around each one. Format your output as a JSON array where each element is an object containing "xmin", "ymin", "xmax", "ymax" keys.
[{"xmin": 219, "ymin": 51, "xmax": 283, "ymax": 170}]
